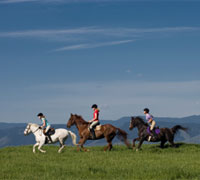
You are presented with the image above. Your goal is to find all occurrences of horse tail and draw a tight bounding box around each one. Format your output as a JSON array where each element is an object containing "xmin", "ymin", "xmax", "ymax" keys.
[
  {"xmin": 116, "ymin": 128, "xmax": 131, "ymax": 148},
  {"xmin": 171, "ymin": 125, "xmax": 187, "ymax": 135},
  {"xmin": 68, "ymin": 131, "xmax": 77, "ymax": 146}
]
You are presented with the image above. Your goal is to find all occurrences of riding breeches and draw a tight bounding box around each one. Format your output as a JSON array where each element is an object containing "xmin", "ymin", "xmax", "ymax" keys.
[
  {"xmin": 150, "ymin": 120, "xmax": 156, "ymax": 131},
  {"xmin": 89, "ymin": 121, "xmax": 99, "ymax": 129},
  {"xmin": 45, "ymin": 125, "xmax": 51, "ymax": 133}
]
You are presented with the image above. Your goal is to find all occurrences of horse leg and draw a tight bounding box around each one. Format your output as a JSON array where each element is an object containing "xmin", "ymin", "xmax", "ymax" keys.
[
  {"xmin": 33, "ymin": 142, "xmax": 39, "ymax": 153},
  {"xmin": 104, "ymin": 134, "xmax": 115, "ymax": 151},
  {"xmin": 38, "ymin": 142, "xmax": 46, "ymax": 153},
  {"xmin": 166, "ymin": 134, "xmax": 176, "ymax": 147},
  {"xmin": 133, "ymin": 137, "xmax": 140, "ymax": 150},
  {"xmin": 169, "ymin": 140, "xmax": 176, "ymax": 147},
  {"xmin": 160, "ymin": 140, "xmax": 167, "ymax": 148},
  {"xmin": 58, "ymin": 138, "xmax": 66, "ymax": 153},
  {"xmin": 136, "ymin": 138, "xmax": 145, "ymax": 151},
  {"xmin": 79, "ymin": 138, "xmax": 88, "ymax": 152}
]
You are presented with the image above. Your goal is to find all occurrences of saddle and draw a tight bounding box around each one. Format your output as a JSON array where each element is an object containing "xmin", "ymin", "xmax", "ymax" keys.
[
  {"xmin": 88, "ymin": 123, "xmax": 102, "ymax": 139},
  {"xmin": 147, "ymin": 126, "xmax": 160, "ymax": 135},
  {"xmin": 43, "ymin": 128, "xmax": 55, "ymax": 136},
  {"xmin": 88, "ymin": 123, "xmax": 102, "ymax": 131}
]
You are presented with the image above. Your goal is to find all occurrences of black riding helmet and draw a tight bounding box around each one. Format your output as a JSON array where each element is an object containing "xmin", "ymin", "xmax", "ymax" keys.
[
  {"xmin": 91, "ymin": 104, "xmax": 98, "ymax": 109},
  {"xmin": 37, "ymin": 113, "xmax": 44, "ymax": 117},
  {"xmin": 143, "ymin": 108, "xmax": 149, "ymax": 113}
]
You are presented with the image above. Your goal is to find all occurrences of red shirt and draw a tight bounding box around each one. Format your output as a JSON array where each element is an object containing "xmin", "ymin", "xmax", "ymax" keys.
[{"xmin": 93, "ymin": 110, "xmax": 99, "ymax": 122}]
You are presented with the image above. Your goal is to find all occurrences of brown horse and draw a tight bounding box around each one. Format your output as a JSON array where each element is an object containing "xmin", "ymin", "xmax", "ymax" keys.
[
  {"xmin": 67, "ymin": 114, "xmax": 130, "ymax": 151},
  {"xmin": 129, "ymin": 116, "xmax": 187, "ymax": 150}
]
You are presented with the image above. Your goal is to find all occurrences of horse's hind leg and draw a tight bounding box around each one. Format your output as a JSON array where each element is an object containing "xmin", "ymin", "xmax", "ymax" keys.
[
  {"xmin": 167, "ymin": 134, "xmax": 176, "ymax": 147},
  {"xmin": 105, "ymin": 135, "xmax": 115, "ymax": 151},
  {"xmin": 160, "ymin": 140, "xmax": 167, "ymax": 148},
  {"xmin": 58, "ymin": 138, "xmax": 66, "ymax": 153}
]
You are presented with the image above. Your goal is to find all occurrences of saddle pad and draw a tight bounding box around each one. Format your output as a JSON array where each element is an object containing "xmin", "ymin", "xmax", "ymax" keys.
[
  {"xmin": 95, "ymin": 125, "xmax": 101, "ymax": 131},
  {"xmin": 147, "ymin": 127, "xmax": 160, "ymax": 135}
]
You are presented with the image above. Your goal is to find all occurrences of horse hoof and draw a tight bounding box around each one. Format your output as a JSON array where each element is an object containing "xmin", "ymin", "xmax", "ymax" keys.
[{"xmin": 136, "ymin": 148, "xmax": 139, "ymax": 152}]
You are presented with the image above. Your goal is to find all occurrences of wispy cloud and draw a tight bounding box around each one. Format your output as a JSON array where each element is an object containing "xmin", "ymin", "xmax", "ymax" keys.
[
  {"xmin": 0, "ymin": 27, "xmax": 199, "ymax": 38},
  {"xmin": 54, "ymin": 40, "xmax": 134, "ymax": 51},
  {"xmin": 0, "ymin": 0, "xmax": 39, "ymax": 3},
  {"xmin": 0, "ymin": 26, "xmax": 200, "ymax": 50}
]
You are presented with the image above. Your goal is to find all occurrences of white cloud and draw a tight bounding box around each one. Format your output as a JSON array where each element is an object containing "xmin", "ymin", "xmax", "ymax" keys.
[
  {"xmin": 0, "ymin": 27, "xmax": 199, "ymax": 39},
  {"xmin": 54, "ymin": 40, "xmax": 134, "ymax": 51},
  {"xmin": 0, "ymin": 26, "xmax": 199, "ymax": 51}
]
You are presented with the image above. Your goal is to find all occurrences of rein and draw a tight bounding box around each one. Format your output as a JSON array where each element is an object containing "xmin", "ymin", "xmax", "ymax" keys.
[{"xmin": 32, "ymin": 126, "xmax": 40, "ymax": 133}]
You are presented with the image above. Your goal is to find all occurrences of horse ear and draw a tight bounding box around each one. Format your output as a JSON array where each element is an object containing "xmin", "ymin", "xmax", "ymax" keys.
[{"xmin": 70, "ymin": 113, "xmax": 73, "ymax": 116}]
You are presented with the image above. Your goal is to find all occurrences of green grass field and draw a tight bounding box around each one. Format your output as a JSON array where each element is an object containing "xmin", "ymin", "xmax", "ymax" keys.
[{"xmin": 0, "ymin": 143, "xmax": 200, "ymax": 180}]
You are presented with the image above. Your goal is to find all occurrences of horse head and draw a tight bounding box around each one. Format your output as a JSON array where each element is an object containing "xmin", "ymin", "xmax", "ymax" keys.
[
  {"xmin": 129, "ymin": 117, "xmax": 136, "ymax": 130},
  {"xmin": 24, "ymin": 123, "xmax": 32, "ymax": 135},
  {"xmin": 67, "ymin": 113, "xmax": 76, "ymax": 128}
]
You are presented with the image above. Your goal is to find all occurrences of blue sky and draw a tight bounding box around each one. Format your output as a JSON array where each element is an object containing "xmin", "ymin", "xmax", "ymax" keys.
[{"xmin": 0, "ymin": 0, "xmax": 200, "ymax": 123}]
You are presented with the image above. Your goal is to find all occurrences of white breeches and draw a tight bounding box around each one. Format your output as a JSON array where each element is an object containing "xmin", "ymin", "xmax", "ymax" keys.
[
  {"xmin": 45, "ymin": 125, "xmax": 51, "ymax": 133},
  {"xmin": 89, "ymin": 121, "xmax": 99, "ymax": 129},
  {"xmin": 150, "ymin": 120, "xmax": 156, "ymax": 131}
]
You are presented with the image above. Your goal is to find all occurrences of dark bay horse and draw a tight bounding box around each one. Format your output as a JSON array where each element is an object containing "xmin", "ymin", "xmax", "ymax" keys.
[
  {"xmin": 129, "ymin": 116, "xmax": 187, "ymax": 150},
  {"xmin": 67, "ymin": 114, "xmax": 130, "ymax": 151}
]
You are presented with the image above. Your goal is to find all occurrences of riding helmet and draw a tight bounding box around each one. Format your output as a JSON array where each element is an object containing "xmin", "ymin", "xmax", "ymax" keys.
[
  {"xmin": 91, "ymin": 104, "xmax": 98, "ymax": 109},
  {"xmin": 37, "ymin": 113, "xmax": 44, "ymax": 117},
  {"xmin": 143, "ymin": 108, "xmax": 149, "ymax": 113}
]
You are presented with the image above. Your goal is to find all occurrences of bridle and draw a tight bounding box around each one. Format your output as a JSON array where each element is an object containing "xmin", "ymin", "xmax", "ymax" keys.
[{"xmin": 25, "ymin": 124, "xmax": 40, "ymax": 134}]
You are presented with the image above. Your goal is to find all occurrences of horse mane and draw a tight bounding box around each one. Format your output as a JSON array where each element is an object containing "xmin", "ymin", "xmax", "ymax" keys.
[
  {"xmin": 75, "ymin": 114, "xmax": 89, "ymax": 125},
  {"xmin": 135, "ymin": 116, "xmax": 149, "ymax": 126},
  {"xmin": 29, "ymin": 123, "xmax": 39, "ymax": 128}
]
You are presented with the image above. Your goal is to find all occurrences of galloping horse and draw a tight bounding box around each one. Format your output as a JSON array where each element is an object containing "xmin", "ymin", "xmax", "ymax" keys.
[
  {"xmin": 67, "ymin": 114, "xmax": 130, "ymax": 151},
  {"xmin": 24, "ymin": 123, "xmax": 77, "ymax": 153},
  {"xmin": 129, "ymin": 116, "xmax": 187, "ymax": 150}
]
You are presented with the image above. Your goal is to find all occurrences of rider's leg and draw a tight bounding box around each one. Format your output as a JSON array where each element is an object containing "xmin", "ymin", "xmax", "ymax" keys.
[
  {"xmin": 89, "ymin": 121, "xmax": 99, "ymax": 139},
  {"xmin": 45, "ymin": 125, "xmax": 52, "ymax": 143},
  {"xmin": 148, "ymin": 120, "xmax": 156, "ymax": 141}
]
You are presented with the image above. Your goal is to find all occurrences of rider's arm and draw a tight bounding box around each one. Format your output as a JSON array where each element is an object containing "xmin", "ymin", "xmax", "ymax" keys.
[
  {"xmin": 148, "ymin": 118, "xmax": 153, "ymax": 124},
  {"xmin": 42, "ymin": 118, "xmax": 46, "ymax": 128},
  {"xmin": 89, "ymin": 112, "xmax": 98, "ymax": 123}
]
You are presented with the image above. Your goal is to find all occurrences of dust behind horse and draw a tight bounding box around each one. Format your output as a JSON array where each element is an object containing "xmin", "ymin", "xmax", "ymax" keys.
[
  {"xmin": 67, "ymin": 114, "xmax": 130, "ymax": 151},
  {"xmin": 129, "ymin": 116, "xmax": 187, "ymax": 150}
]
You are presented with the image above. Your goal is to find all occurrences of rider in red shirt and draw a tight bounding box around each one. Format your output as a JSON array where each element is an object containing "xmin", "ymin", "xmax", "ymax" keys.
[{"xmin": 88, "ymin": 104, "xmax": 100, "ymax": 139}]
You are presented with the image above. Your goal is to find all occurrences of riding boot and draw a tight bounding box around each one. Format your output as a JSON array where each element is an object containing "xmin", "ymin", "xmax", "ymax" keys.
[
  {"xmin": 47, "ymin": 134, "xmax": 53, "ymax": 143},
  {"xmin": 150, "ymin": 130, "xmax": 157, "ymax": 140},
  {"xmin": 45, "ymin": 132, "xmax": 53, "ymax": 143},
  {"xmin": 90, "ymin": 129, "xmax": 96, "ymax": 140}
]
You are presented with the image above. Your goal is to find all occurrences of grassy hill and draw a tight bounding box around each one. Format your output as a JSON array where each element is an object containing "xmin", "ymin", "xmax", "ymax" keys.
[{"xmin": 0, "ymin": 144, "xmax": 200, "ymax": 180}]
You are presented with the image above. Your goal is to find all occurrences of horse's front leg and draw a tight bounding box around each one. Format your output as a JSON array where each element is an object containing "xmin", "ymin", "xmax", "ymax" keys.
[
  {"xmin": 38, "ymin": 142, "xmax": 46, "ymax": 153},
  {"xmin": 132, "ymin": 137, "xmax": 140, "ymax": 150},
  {"xmin": 136, "ymin": 138, "xmax": 145, "ymax": 151},
  {"xmin": 79, "ymin": 137, "xmax": 88, "ymax": 152},
  {"xmin": 33, "ymin": 142, "xmax": 39, "ymax": 153}
]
